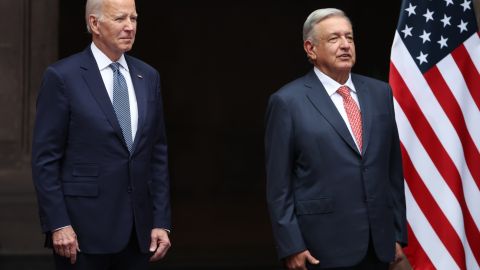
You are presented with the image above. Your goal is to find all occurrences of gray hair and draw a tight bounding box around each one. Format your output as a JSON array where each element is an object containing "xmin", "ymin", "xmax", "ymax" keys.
[
  {"xmin": 302, "ymin": 8, "xmax": 351, "ymax": 44},
  {"xmin": 85, "ymin": 0, "xmax": 104, "ymax": 33}
]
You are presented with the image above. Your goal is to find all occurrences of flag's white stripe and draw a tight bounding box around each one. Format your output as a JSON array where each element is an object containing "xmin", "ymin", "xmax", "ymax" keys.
[
  {"xmin": 436, "ymin": 57, "xmax": 480, "ymax": 232},
  {"xmin": 405, "ymin": 183, "xmax": 460, "ymax": 270},
  {"xmin": 437, "ymin": 55, "xmax": 480, "ymax": 154},
  {"xmin": 391, "ymin": 33, "xmax": 461, "ymax": 168},
  {"xmin": 463, "ymin": 33, "xmax": 480, "ymax": 78},
  {"xmin": 394, "ymin": 99, "xmax": 467, "ymax": 244},
  {"xmin": 394, "ymin": 99, "xmax": 478, "ymax": 267},
  {"xmin": 465, "ymin": 240, "xmax": 480, "ymax": 270},
  {"xmin": 391, "ymin": 32, "xmax": 480, "ymax": 229}
]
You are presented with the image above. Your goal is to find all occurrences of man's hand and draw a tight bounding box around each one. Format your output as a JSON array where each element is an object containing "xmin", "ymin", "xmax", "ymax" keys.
[
  {"xmin": 284, "ymin": 250, "xmax": 320, "ymax": 270},
  {"xmin": 149, "ymin": 228, "xmax": 171, "ymax": 262},
  {"xmin": 52, "ymin": 226, "xmax": 80, "ymax": 264},
  {"xmin": 393, "ymin": 242, "xmax": 406, "ymax": 263}
]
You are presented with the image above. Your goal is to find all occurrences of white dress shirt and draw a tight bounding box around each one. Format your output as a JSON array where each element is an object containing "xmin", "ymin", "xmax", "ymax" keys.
[
  {"xmin": 90, "ymin": 42, "xmax": 138, "ymax": 141},
  {"xmin": 313, "ymin": 67, "xmax": 361, "ymax": 150}
]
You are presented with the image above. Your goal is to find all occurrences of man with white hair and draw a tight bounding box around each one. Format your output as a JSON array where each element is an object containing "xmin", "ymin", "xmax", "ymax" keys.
[
  {"xmin": 32, "ymin": 0, "xmax": 171, "ymax": 269},
  {"xmin": 265, "ymin": 8, "xmax": 407, "ymax": 270}
]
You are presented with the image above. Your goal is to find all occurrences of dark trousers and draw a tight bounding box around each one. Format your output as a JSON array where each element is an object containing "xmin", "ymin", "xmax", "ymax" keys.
[
  {"xmin": 53, "ymin": 230, "xmax": 150, "ymax": 270},
  {"xmin": 321, "ymin": 239, "xmax": 389, "ymax": 270}
]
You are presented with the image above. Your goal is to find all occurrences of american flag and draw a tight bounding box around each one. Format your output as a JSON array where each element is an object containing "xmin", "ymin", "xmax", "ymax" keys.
[{"xmin": 389, "ymin": 0, "xmax": 480, "ymax": 269}]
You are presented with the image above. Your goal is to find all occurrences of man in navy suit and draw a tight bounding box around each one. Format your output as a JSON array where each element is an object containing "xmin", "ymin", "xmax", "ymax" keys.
[
  {"xmin": 31, "ymin": 0, "xmax": 171, "ymax": 269},
  {"xmin": 265, "ymin": 8, "xmax": 407, "ymax": 270}
]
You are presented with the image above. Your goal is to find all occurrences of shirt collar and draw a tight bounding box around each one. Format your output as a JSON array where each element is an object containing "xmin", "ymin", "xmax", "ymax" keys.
[
  {"xmin": 313, "ymin": 67, "xmax": 356, "ymax": 96},
  {"xmin": 90, "ymin": 42, "xmax": 129, "ymax": 72}
]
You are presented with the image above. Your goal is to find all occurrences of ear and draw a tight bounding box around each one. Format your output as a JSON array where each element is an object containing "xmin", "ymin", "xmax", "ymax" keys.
[
  {"xmin": 303, "ymin": 40, "xmax": 317, "ymax": 61},
  {"xmin": 88, "ymin": 15, "xmax": 100, "ymax": 35}
]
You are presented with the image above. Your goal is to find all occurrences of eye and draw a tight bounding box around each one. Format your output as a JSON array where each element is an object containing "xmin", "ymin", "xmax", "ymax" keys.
[
  {"xmin": 329, "ymin": 37, "xmax": 339, "ymax": 43},
  {"xmin": 130, "ymin": 16, "xmax": 137, "ymax": 22}
]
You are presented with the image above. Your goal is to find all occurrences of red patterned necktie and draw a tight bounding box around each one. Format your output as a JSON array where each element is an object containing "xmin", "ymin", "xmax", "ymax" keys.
[{"xmin": 337, "ymin": 86, "xmax": 362, "ymax": 152}]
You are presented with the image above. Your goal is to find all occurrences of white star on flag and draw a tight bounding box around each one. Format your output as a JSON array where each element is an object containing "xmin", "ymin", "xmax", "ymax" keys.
[
  {"xmin": 461, "ymin": 0, "xmax": 471, "ymax": 11},
  {"xmin": 444, "ymin": 0, "xmax": 454, "ymax": 6},
  {"xmin": 458, "ymin": 19, "xmax": 468, "ymax": 33},
  {"xmin": 401, "ymin": 24, "xmax": 413, "ymax": 38},
  {"xmin": 440, "ymin": 14, "xmax": 451, "ymax": 27},
  {"xmin": 405, "ymin": 3, "xmax": 417, "ymax": 16},
  {"xmin": 416, "ymin": 51, "xmax": 428, "ymax": 64},
  {"xmin": 423, "ymin": 9, "xmax": 434, "ymax": 22},
  {"xmin": 437, "ymin": 36, "xmax": 448, "ymax": 48},
  {"xmin": 419, "ymin": 30, "xmax": 431, "ymax": 43}
]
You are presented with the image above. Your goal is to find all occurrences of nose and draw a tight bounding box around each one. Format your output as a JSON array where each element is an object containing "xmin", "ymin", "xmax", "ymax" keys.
[
  {"xmin": 124, "ymin": 19, "xmax": 136, "ymax": 31},
  {"xmin": 339, "ymin": 37, "xmax": 351, "ymax": 48}
]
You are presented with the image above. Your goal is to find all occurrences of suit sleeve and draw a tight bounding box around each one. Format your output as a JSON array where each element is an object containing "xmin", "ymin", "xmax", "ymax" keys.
[
  {"xmin": 31, "ymin": 67, "xmax": 71, "ymax": 233},
  {"xmin": 265, "ymin": 94, "xmax": 306, "ymax": 259},
  {"xmin": 150, "ymin": 71, "xmax": 172, "ymax": 230},
  {"xmin": 387, "ymin": 84, "xmax": 408, "ymax": 246}
]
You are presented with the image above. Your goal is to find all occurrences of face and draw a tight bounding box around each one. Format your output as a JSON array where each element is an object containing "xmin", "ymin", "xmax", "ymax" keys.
[
  {"xmin": 304, "ymin": 16, "xmax": 356, "ymax": 83},
  {"xmin": 90, "ymin": 0, "xmax": 137, "ymax": 61}
]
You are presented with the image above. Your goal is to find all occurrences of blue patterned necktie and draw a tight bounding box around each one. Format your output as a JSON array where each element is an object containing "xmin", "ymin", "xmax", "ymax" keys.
[{"xmin": 110, "ymin": 62, "xmax": 133, "ymax": 152}]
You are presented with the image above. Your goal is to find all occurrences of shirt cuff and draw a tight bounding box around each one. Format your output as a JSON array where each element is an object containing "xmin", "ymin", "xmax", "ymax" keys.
[{"xmin": 52, "ymin": 225, "xmax": 71, "ymax": 232}]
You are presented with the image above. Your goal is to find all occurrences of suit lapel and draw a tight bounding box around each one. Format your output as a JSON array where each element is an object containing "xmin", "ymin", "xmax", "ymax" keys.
[
  {"xmin": 79, "ymin": 48, "xmax": 126, "ymax": 148},
  {"xmin": 126, "ymin": 57, "xmax": 147, "ymax": 154},
  {"xmin": 304, "ymin": 70, "xmax": 360, "ymax": 155},
  {"xmin": 352, "ymin": 74, "xmax": 372, "ymax": 155}
]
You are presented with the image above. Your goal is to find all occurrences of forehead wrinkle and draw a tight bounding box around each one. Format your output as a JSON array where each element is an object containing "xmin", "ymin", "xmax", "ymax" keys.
[
  {"xmin": 316, "ymin": 17, "xmax": 353, "ymax": 35},
  {"xmin": 327, "ymin": 30, "xmax": 353, "ymax": 37},
  {"xmin": 102, "ymin": 0, "xmax": 136, "ymax": 17}
]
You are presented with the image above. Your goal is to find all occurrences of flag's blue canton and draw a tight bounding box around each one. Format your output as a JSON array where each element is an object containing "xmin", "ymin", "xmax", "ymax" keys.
[{"xmin": 396, "ymin": 0, "xmax": 478, "ymax": 73}]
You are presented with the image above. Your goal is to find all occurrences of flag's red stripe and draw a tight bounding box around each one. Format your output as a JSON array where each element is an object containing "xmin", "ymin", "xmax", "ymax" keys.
[
  {"xmin": 451, "ymin": 45, "xmax": 480, "ymax": 110},
  {"xmin": 400, "ymin": 143, "xmax": 466, "ymax": 269},
  {"xmin": 404, "ymin": 223, "xmax": 436, "ymax": 270},
  {"xmin": 389, "ymin": 64, "xmax": 462, "ymax": 203},
  {"xmin": 424, "ymin": 66, "xmax": 480, "ymax": 191},
  {"xmin": 390, "ymin": 63, "xmax": 480, "ymax": 264}
]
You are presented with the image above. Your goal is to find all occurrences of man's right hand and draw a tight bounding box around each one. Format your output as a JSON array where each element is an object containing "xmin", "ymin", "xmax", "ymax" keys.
[
  {"xmin": 284, "ymin": 250, "xmax": 320, "ymax": 270},
  {"xmin": 52, "ymin": 225, "xmax": 80, "ymax": 264}
]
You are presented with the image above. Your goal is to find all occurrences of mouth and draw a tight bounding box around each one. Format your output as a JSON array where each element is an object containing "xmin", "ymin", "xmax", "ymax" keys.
[{"xmin": 338, "ymin": 54, "xmax": 351, "ymax": 60}]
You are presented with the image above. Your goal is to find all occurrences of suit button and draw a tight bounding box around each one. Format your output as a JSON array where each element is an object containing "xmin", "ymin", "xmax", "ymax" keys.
[{"xmin": 127, "ymin": 186, "xmax": 133, "ymax": 193}]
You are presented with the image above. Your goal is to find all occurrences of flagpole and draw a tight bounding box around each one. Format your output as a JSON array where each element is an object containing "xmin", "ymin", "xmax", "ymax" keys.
[{"xmin": 475, "ymin": 0, "xmax": 480, "ymax": 27}]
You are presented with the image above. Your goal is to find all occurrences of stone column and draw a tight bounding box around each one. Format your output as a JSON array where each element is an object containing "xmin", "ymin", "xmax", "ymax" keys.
[{"xmin": 0, "ymin": 0, "xmax": 58, "ymax": 254}]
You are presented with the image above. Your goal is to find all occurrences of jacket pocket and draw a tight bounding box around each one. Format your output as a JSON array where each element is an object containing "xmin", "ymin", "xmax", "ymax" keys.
[
  {"xmin": 295, "ymin": 198, "xmax": 334, "ymax": 215},
  {"xmin": 72, "ymin": 164, "xmax": 99, "ymax": 177},
  {"xmin": 63, "ymin": 182, "xmax": 99, "ymax": 197}
]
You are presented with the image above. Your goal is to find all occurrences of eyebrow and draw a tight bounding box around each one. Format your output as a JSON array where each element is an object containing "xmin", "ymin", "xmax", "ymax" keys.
[{"xmin": 111, "ymin": 12, "xmax": 138, "ymax": 18}]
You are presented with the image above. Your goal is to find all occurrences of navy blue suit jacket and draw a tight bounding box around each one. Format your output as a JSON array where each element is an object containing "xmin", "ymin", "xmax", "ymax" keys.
[
  {"xmin": 32, "ymin": 47, "xmax": 171, "ymax": 254},
  {"xmin": 265, "ymin": 70, "xmax": 407, "ymax": 268}
]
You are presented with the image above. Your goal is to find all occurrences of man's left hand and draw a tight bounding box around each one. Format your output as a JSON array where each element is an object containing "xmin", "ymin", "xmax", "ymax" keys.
[
  {"xmin": 149, "ymin": 228, "xmax": 171, "ymax": 262},
  {"xmin": 393, "ymin": 242, "xmax": 405, "ymax": 263}
]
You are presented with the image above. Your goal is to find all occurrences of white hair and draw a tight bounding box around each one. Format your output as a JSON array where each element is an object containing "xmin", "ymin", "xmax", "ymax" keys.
[
  {"xmin": 302, "ymin": 8, "xmax": 351, "ymax": 44},
  {"xmin": 85, "ymin": 0, "xmax": 105, "ymax": 33}
]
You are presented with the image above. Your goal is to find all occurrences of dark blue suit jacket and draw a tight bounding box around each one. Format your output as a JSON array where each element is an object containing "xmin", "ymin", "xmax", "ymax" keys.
[
  {"xmin": 265, "ymin": 70, "xmax": 407, "ymax": 268},
  {"xmin": 32, "ymin": 47, "xmax": 171, "ymax": 254}
]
